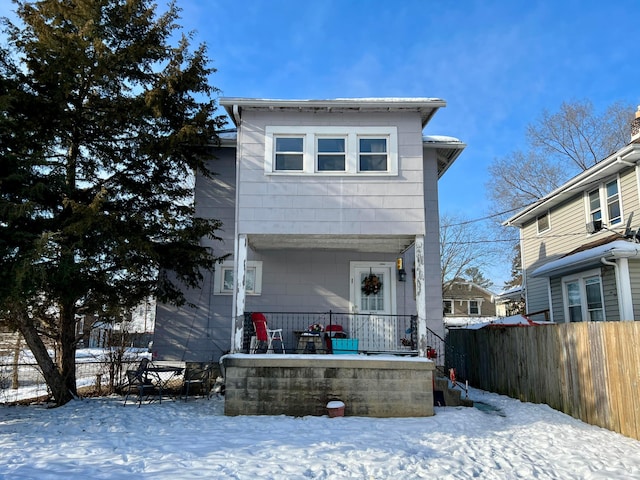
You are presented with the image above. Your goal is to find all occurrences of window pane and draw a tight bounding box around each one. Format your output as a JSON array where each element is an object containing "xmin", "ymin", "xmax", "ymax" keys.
[
  {"xmin": 223, "ymin": 269, "xmax": 234, "ymax": 291},
  {"xmin": 469, "ymin": 301, "xmax": 479, "ymax": 315},
  {"xmin": 318, "ymin": 155, "xmax": 345, "ymax": 171},
  {"xmin": 359, "ymin": 155, "xmax": 388, "ymax": 171},
  {"xmin": 275, "ymin": 154, "xmax": 303, "ymax": 170},
  {"xmin": 318, "ymin": 138, "xmax": 345, "ymax": 153},
  {"xmin": 443, "ymin": 301, "xmax": 452, "ymax": 315},
  {"xmin": 246, "ymin": 268, "xmax": 256, "ymax": 293},
  {"xmin": 537, "ymin": 213, "xmax": 549, "ymax": 233},
  {"xmin": 585, "ymin": 277, "xmax": 604, "ymax": 321},
  {"xmin": 360, "ymin": 138, "xmax": 387, "ymax": 153},
  {"xmin": 606, "ymin": 180, "xmax": 618, "ymax": 198},
  {"xmin": 360, "ymin": 272, "xmax": 385, "ymax": 311},
  {"xmin": 566, "ymin": 282, "xmax": 582, "ymax": 322},
  {"xmin": 276, "ymin": 137, "xmax": 303, "ymax": 152}
]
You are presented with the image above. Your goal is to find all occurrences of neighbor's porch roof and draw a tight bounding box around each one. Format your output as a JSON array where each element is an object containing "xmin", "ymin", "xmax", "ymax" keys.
[{"xmin": 531, "ymin": 239, "xmax": 640, "ymax": 278}]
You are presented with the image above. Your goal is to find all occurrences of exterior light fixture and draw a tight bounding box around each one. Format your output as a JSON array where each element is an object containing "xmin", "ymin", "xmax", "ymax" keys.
[{"xmin": 396, "ymin": 257, "xmax": 407, "ymax": 282}]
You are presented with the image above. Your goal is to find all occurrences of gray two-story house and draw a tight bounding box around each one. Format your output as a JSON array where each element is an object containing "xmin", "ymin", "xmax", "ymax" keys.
[
  {"xmin": 153, "ymin": 98, "xmax": 465, "ymax": 362},
  {"xmin": 505, "ymin": 108, "xmax": 640, "ymax": 322}
]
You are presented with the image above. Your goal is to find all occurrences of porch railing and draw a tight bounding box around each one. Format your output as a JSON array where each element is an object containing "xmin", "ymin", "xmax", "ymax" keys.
[{"xmin": 242, "ymin": 311, "xmax": 445, "ymax": 359}]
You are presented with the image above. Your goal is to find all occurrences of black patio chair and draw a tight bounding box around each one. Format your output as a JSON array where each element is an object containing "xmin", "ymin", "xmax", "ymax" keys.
[
  {"xmin": 123, "ymin": 358, "xmax": 161, "ymax": 407},
  {"xmin": 182, "ymin": 363, "xmax": 213, "ymax": 401}
]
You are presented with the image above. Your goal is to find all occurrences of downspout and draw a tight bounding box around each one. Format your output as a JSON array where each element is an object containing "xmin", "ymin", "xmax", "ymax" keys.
[{"xmin": 600, "ymin": 257, "xmax": 634, "ymax": 320}]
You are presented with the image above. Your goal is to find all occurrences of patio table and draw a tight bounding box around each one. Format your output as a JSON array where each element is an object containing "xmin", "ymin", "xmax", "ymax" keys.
[
  {"xmin": 294, "ymin": 331, "xmax": 327, "ymax": 354},
  {"xmin": 144, "ymin": 364, "xmax": 184, "ymax": 400}
]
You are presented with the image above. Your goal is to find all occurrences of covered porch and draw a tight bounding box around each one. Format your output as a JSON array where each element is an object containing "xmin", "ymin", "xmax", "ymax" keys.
[{"xmin": 229, "ymin": 233, "xmax": 445, "ymax": 358}]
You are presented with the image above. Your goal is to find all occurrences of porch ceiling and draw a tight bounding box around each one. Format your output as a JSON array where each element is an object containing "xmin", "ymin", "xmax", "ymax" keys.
[{"xmin": 247, "ymin": 234, "xmax": 415, "ymax": 253}]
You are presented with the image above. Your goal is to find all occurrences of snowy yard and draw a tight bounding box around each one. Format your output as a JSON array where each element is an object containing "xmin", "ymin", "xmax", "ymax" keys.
[{"xmin": 1, "ymin": 387, "xmax": 639, "ymax": 479}]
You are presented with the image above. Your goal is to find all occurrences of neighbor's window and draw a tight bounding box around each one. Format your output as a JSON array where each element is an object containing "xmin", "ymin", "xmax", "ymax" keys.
[
  {"xmin": 214, "ymin": 261, "xmax": 263, "ymax": 295},
  {"xmin": 443, "ymin": 300, "xmax": 453, "ymax": 315},
  {"xmin": 606, "ymin": 180, "xmax": 621, "ymax": 225},
  {"xmin": 587, "ymin": 178, "xmax": 622, "ymax": 229},
  {"xmin": 358, "ymin": 137, "xmax": 388, "ymax": 172},
  {"xmin": 317, "ymin": 137, "xmax": 346, "ymax": 171},
  {"xmin": 274, "ymin": 137, "xmax": 304, "ymax": 171},
  {"xmin": 469, "ymin": 300, "xmax": 480, "ymax": 315},
  {"xmin": 536, "ymin": 212, "xmax": 550, "ymax": 234},
  {"xmin": 563, "ymin": 270, "xmax": 604, "ymax": 322}
]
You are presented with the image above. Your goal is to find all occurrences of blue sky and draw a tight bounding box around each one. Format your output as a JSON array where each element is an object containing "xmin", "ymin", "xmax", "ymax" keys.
[{"xmin": 2, "ymin": 0, "xmax": 638, "ymax": 285}]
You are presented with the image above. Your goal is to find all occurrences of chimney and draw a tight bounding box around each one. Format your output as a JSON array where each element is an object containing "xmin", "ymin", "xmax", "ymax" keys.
[{"xmin": 632, "ymin": 105, "xmax": 640, "ymax": 144}]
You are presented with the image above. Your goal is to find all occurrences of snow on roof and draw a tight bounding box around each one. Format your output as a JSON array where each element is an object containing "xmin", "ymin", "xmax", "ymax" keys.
[
  {"xmin": 422, "ymin": 135, "xmax": 464, "ymax": 143},
  {"xmin": 451, "ymin": 315, "xmax": 555, "ymax": 330},
  {"xmin": 531, "ymin": 239, "xmax": 640, "ymax": 278}
]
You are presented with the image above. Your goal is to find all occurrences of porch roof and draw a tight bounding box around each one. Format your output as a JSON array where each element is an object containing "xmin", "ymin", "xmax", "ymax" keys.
[
  {"xmin": 531, "ymin": 239, "xmax": 640, "ymax": 278},
  {"xmin": 247, "ymin": 234, "xmax": 416, "ymax": 253}
]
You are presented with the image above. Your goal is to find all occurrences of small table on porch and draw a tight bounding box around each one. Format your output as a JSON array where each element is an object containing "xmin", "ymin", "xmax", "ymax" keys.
[{"xmin": 294, "ymin": 331, "xmax": 327, "ymax": 354}]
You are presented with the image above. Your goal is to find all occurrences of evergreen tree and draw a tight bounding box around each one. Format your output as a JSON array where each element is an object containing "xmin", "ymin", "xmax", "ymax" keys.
[{"xmin": 0, "ymin": 0, "xmax": 226, "ymax": 405}]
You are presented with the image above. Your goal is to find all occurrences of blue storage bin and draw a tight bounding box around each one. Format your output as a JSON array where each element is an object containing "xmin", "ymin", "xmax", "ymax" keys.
[{"xmin": 332, "ymin": 338, "xmax": 359, "ymax": 354}]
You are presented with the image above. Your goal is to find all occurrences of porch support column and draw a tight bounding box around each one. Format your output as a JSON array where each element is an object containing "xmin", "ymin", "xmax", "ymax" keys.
[
  {"xmin": 415, "ymin": 235, "xmax": 427, "ymax": 357},
  {"xmin": 231, "ymin": 234, "xmax": 248, "ymax": 352},
  {"xmin": 616, "ymin": 257, "xmax": 634, "ymax": 320}
]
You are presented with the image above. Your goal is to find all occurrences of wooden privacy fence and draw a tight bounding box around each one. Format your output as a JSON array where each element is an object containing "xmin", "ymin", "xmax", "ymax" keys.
[{"xmin": 447, "ymin": 322, "xmax": 640, "ymax": 441}]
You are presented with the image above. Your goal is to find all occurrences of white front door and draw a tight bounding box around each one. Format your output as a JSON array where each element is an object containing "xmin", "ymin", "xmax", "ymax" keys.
[{"xmin": 349, "ymin": 262, "xmax": 397, "ymax": 351}]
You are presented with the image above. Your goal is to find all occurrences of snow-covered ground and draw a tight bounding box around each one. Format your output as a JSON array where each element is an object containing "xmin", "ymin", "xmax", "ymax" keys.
[{"xmin": 1, "ymin": 387, "xmax": 639, "ymax": 479}]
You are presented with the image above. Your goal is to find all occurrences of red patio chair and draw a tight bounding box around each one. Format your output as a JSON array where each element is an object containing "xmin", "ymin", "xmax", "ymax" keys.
[{"xmin": 250, "ymin": 313, "xmax": 285, "ymax": 354}]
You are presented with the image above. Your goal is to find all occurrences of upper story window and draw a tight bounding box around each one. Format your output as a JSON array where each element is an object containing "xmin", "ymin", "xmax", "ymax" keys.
[
  {"xmin": 275, "ymin": 137, "xmax": 304, "ymax": 171},
  {"xmin": 266, "ymin": 126, "xmax": 398, "ymax": 176},
  {"xmin": 317, "ymin": 137, "xmax": 346, "ymax": 172},
  {"xmin": 587, "ymin": 178, "xmax": 622, "ymax": 228},
  {"xmin": 359, "ymin": 138, "xmax": 388, "ymax": 171},
  {"xmin": 536, "ymin": 211, "xmax": 550, "ymax": 234}
]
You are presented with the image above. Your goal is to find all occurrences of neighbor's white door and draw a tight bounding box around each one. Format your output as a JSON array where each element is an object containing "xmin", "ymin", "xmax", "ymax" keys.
[{"xmin": 350, "ymin": 262, "xmax": 397, "ymax": 352}]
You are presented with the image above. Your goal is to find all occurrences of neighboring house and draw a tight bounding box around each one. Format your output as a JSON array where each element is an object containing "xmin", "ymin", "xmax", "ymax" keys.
[
  {"xmin": 153, "ymin": 97, "xmax": 465, "ymax": 362},
  {"xmin": 442, "ymin": 279, "xmax": 497, "ymax": 328},
  {"xmin": 504, "ymin": 107, "xmax": 640, "ymax": 322},
  {"xmin": 493, "ymin": 285, "xmax": 525, "ymax": 317}
]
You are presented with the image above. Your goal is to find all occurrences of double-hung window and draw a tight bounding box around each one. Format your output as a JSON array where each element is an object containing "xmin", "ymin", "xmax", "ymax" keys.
[
  {"xmin": 469, "ymin": 300, "xmax": 480, "ymax": 315},
  {"xmin": 274, "ymin": 137, "xmax": 304, "ymax": 171},
  {"xmin": 536, "ymin": 211, "xmax": 550, "ymax": 234},
  {"xmin": 443, "ymin": 300, "xmax": 453, "ymax": 315},
  {"xmin": 359, "ymin": 138, "xmax": 388, "ymax": 172},
  {"xmin": 587, "ymin": 178, "xmax": 622, "ymax": 228},
  {"xmin": 265, "ymin": 126, "xmax": 398, "ymax": 175},
  {"xmin": 317, "ymin": 137, "xmax": 346, "ymax": 171},
  {"xmin": 214, "ymin": 261, "xmax": 263, "ymax": 295},
  {"xmin": 562, "ymin": 270, "xmax": 604, "ymax": 322}
]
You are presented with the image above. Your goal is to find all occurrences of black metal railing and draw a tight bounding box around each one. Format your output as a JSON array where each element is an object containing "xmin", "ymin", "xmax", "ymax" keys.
[{"xmin": 242, "ymin": 311, "xmax": 445, "ymax": 356}]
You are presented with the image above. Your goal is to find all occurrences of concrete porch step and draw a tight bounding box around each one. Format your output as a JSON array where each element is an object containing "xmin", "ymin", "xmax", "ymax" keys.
[{"xmin": 434, "ymin": 376, "xmax": 473, "ymax": 407}]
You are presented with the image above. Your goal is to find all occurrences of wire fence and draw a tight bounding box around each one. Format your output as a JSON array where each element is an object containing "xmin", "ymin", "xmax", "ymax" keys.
[{"xmin": 0, "ymin": 355, "xmax": 154, "ymax": 405}]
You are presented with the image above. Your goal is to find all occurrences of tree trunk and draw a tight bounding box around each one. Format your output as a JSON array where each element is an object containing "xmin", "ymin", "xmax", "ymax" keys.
[
  {"xmin": 58, "ymin": 303, "xmax": 78, "ymax": 399},
  {"xmin": 15, "ymin": 309, "xmax": 74, "ymax": 406},
  {"xmin": 11, "ymin": 334, "xmax": 21, "ymax": 390}
]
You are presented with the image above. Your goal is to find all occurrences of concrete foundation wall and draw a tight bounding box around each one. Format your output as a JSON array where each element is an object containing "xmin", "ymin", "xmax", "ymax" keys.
[{"xmin": 222, "ymin": 355, "xmax": 435, "ymax": 417}]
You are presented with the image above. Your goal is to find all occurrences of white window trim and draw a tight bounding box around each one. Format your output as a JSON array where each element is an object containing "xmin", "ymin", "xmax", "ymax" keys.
[
  {"xmin": 265, "ymin": 126, "xmax": 398, "ymax": 176},
  {"xmin": 468, "ymin": 299, "xmax": 481, "ymax": 315},
  {"xmin": 561, "ymin": 268, "xmax": 605, "ymax": 322},
  {"xmin": 214, "ymin": 261, "xmax": 263, "ymax": 295},
  {"xmin": 443, "ymin": 299, "xmax": 453, "ymax": 315},
  {"xmin": 584, "ymin": 176, "xmax": 623, "ymax": 231},
  {"xmin": 536, "ymin": 211, "xmax": 550, "ymax": 235}
]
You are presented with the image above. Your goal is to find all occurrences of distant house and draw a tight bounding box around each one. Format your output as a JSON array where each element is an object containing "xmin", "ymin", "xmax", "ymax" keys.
[
  {"xmin": 152, "ymin": 97, "xmax": 466, "ymax": 362},
  {"xmin": 442, "ymin": 279, "xmax": 497, "ymax": 328},
  {"xmin": 504, "ymin": 107, "xmax": 640, "ymax": 322}
]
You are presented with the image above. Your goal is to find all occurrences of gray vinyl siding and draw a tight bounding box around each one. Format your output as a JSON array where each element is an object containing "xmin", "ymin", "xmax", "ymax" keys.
[
  {"xmin": 520, "ymin": 166, "xmax": 640, "ymax": 321},
  {"xmin": 629, "ymin": 260, "xmax": 640, "ymax": 320},
  {"xmin": 236, "ymin": 110, "xmax": 426, "ymax": 236},
  {"xmin": 601, "ymin": 265, "xmax": 619, "ymax": 321},
  {"xmin": 550, "ymin": 276, "xmax": 563, "ymax": 322},
  {"xmin": 153, "ymin": 147, "xmax": 237, "ymax": 362}
]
